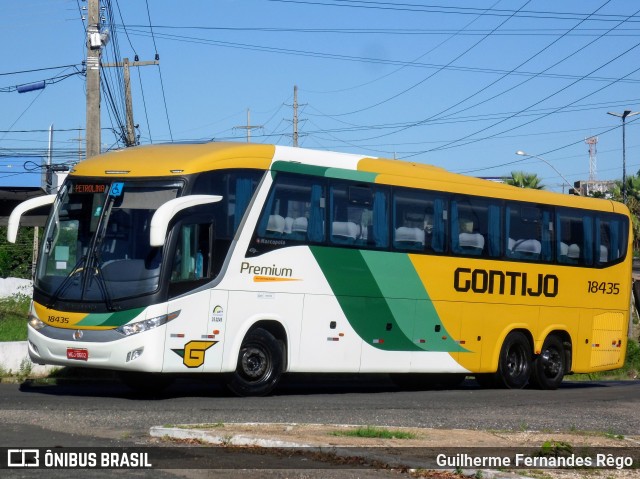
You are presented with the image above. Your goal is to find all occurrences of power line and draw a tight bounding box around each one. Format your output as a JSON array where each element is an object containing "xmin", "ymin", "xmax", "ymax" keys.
[
  {"xmin": 0, "ymin": 63, "xmax": 84, "ymax": 77},
  {"xmin": 119, "ymin": 26, "xmax": 640, "ymax": 86},
  {"xmin": 109, "ymin": 24, "xmax": 640, "ymax": 37},
  {"xmin": 264, "ymin": 0, "xmax": 640, "ymax": 23},
  {"xmin": 0, "ymin": 89, "xmax": 46, "ymax": 144},
  {"xmin": 114, "ymin": 0, "xmax": 138, "ymax": 57},
  {"xmin": 0, "ymin": 68, "xmax": 84, "ymax": 93},
  {"xmin": 332, "ymin": 0, "xmax": 618, "ymax": 142},
  {"xmin": 458, "ymin": 118, "xmax": 640, "ymax": 175},
  {"xmin": 409, "ymin": 42, "xmax": 640, "ymax": 158},
  {"xmin": 145, "ymin": 0, "xmax": 173, "ymax": 142},
  {"xmin": 306, "ymin": 0, "xmax": 504, "ymax": 108}
]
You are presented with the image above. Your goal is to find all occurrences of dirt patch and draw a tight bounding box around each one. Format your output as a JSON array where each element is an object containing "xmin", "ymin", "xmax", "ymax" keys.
[
  {"xmin": 160, "ymin": 423, "xmax": 640, "ymax": 478},
  {"xmin": 174, "ymin": 422, "xmax": 638, "ymax": 448}
]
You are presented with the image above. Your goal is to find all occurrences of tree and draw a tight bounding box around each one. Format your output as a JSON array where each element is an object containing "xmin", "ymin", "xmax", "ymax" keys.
[
  {"xmin": 505, "ymin": 171, "xmax": 544, "ymax": 190},
  {"xmin": 610, "ymin": 169, "xmax": 640, "ymax": 203},
  {"xmin": 610, "ymin": 170, "xmax": 640, "ymax": 255},
  {"xmin": 0, "ymin": 226, "xmax": 34, "ymax": 279}
]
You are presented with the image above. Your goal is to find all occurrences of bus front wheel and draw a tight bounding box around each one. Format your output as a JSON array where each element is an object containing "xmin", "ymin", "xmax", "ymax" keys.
[
  {"xmin": 530, "ymin": 335, "xmax": 565, "ymax": 390},
  {"xmin": 495, "ymin": 331, "xmax": 531, "ymax": 389},
  {"xmin": 226, "ymin": 328, "xmax": 284, "ymax": 397}
]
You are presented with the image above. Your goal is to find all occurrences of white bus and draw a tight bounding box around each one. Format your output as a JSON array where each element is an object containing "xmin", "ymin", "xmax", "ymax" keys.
[{"xmin": 9, "ymin": 142, "xmax": 632, "ymax": 395}]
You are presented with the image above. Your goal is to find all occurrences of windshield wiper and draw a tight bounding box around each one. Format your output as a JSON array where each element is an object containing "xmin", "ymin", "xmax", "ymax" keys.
[
  {"xmin": 46, "ymin": 255, "xmax": 88, "ymax": 309},
  {"xmin": 87, "ymin": 246, "xmax": 116, "ymax": 312},
  {"xmin": 80, "ymin": 194, "xmax": 117, "ymax": 311}
]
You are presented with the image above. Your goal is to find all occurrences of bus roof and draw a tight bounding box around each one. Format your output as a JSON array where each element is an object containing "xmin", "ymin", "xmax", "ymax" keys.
[
  {"xmin": 71, "ymin": 142, "xmax": 276, "ymax": 177},
  {"xmin": 70, "ymin": 142, "xmax": 626, "ymax": 214}
]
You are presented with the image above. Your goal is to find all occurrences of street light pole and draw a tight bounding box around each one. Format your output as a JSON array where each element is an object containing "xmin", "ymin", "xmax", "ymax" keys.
[
  {"xmin": 608, "ymin": 110, "xmax": 640, "ymax": 204},
  {"xmin": 515, "ymin": 151, "xmax": 579, "ymax": 195}
]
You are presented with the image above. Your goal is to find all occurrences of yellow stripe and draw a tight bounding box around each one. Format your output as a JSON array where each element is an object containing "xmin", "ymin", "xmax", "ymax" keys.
[
  {"xmin": 253, "ymin": 276, "xmax": 301, "ymax": 282},
  {"xmin": 34, "ymin": 302, "xmax": 89, "ymax": 329}
]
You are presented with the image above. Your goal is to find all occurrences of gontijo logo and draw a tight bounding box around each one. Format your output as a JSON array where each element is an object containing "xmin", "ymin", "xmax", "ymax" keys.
[
  {"xmin": 454, "ymin": 267, "xmax": 558, "ymax": 297},
  {"xmin": 240, "ymin": 261, "xmax": 300, "ymax": 282}
]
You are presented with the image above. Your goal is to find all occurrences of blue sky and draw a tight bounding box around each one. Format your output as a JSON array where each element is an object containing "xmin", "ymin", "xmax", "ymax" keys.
[{"xmin": 1, "ymin": 0, "xmax": 639, "ymax": 192}]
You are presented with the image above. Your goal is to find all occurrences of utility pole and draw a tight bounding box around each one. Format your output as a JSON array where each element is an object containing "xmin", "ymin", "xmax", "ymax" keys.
[
  {"xmin": 293, "ymin": 85, "xmax": 299, "ymax": 147},
  {"xmin": 102, "ymin": 57, "xmax": 158, "ymax": 147},
  {"xmin": 585, "ymin": 136, "xmax": 598, "ymax": 196},
  {"xmin": 234, "ymin": 109, "xmax": 263, "ymax": 143},
  {"xmin": 46, "ymin": 124, "xmax": 54, "ymax": 194},
  {"xmin": 608, "ymin": 110, "xmax": 640, "ymax": 204},
  {"xmin": 124, "ymin": 58, "xmax": 135, "ymax": 147},
  {"xmin": 287, "ymin": 85, "xmax": 306, "ymax": 147},
  {"xmin": 85, "ymin": 0, "xmax": 102, "ymax": 158},
  {"xmin": 68, "ymin": 127, "xmax": 84, "ymax": 163}
]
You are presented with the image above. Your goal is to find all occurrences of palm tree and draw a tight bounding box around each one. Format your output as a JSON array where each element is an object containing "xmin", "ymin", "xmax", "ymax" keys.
[
  {"xmin": 505, "ymin": 171, "xmax": 544, "ymax": 190},
  {"xmin": 610, "ymin": 170, "xmax": 640, "ymax": 254},
  {"xmin": 610, "ymin": 169, "xmax": 640, "ymax": 203}
]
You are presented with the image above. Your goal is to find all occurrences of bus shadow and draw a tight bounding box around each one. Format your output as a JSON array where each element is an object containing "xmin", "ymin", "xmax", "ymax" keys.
[{"xmin": 17, "ymin": 370, "xmax": 623, "ymax": 400}]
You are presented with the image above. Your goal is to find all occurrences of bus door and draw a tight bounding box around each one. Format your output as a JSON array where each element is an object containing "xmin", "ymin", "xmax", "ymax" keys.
[{"xmin": 162, "ymin": 219, "xmax": 225, "ymax": 372}]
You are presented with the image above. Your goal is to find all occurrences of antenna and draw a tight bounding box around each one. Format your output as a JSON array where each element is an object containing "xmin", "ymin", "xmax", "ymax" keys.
[{"xmin": 585, "ymin": 136, "xmax": 598, "ymax": 195}]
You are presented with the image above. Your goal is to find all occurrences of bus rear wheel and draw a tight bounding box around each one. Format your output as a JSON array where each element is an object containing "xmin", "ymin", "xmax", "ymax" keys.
[
  {"xmin": 530, "ymin": 335, "xmax": 565, "ymax": 390},
  {"xmin": 226, "ymin": 328, "xmax": 284, "ymax": 397},
  {"xmin": 495, "ymin": 331, "xmax": 531, "ymax": 389}
]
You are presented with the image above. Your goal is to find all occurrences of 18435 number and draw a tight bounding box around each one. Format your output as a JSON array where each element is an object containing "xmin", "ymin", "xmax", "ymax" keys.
[{"xmin": 587, "ymin": 281, "xmax": 620, "ymax": 295}]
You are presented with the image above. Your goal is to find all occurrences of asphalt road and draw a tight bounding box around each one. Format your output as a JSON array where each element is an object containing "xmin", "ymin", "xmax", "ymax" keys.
[{"xmin": 1, "ymin": 375, "xmax": 639, "ymax": 478}]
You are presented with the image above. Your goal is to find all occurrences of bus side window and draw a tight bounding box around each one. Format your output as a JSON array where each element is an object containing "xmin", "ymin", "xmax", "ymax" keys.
[
  {"xmin": 556, "ymin": 209, "xmax": 593, "ymax": 266},
  {"xmin": 596, "ymin": 215, "xmax": 628, "ymax": 265},
  {"xmin": 256, "ymin": 175, "xmax": 326, "ymax": 243},
  {"xmin": 505, "ymin": 204, "xmax": 552, "ymax": 262},
  {"xmin": 329, "ymin": 182, "xmax": 389, "ymax": 249},
  {"xmin": 450, "ymin": 198, "xmax": 490, "ymax": 257},
  {"xmin": 171, "ymin": 223, "xmax": 212, "ymax": 283},
  {"xmin": 192, "ymin": 169, "xmax": 263, "ymax": 239},
  {"xmin": 392, "ymin": 188, "xmax": 448, "ymax": 253}
]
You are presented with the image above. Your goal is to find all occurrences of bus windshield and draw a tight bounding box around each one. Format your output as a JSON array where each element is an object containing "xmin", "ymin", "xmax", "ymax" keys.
[{"xmin": 36, "ymin": 180, "xmax": 182, "ymax": 305}]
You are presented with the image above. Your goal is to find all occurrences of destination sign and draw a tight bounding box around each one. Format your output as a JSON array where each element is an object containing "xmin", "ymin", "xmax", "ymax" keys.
[{"xmin": 72, "ymin": 184, "xmax": 107, "ymax": 194}]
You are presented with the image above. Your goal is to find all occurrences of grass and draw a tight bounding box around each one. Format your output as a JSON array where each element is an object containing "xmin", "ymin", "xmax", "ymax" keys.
[
  {"xmin": 0, "ymin": 294, "xmax": 30, "ymax": 341},
  {"xmin": 568, "ymin": 339, "xmax": 640, "ymax": 381},
  {"xmin": 330, "ymin": 425, "xmax": 417, "ymax": 440}
]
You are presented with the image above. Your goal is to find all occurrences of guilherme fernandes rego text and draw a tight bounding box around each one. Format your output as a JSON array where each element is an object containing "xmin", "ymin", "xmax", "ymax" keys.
[{"xmin": 436, "ymin": 453, "xmax": 634, "ymax": 470}]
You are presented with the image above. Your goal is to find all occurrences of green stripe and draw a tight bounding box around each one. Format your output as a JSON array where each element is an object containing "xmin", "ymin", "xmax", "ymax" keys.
[
  {"xmin": 325, "ymin": 167, "xmax": 377, "ymax": 183},
  {"xmin": 310, "ymin": 247, "xmax": 465, "ymax": 353},
  {"xmin": 76, "ymin": 307, "xmax": 145, "ymax": 327},
  {"xmin": 271, "ymin": 161, "xmax": 328, "ymax": 177},
  {"xmin": 271, "ymin": 161, "xmax": 377, "ymax": 182}
]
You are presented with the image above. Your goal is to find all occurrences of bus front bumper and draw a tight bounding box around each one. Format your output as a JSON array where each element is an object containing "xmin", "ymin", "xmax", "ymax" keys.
[{"xmin": 27, "ymin": 324, "xmax": 166, "ymax": 372}]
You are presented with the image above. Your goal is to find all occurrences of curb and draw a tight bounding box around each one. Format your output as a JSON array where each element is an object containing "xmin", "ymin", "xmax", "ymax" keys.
[
  {"xmin": 150, "ymin": 425, "xmax": 311, "ymax": 448},
  {"xmin": 0, "ymin": 341, "xmax": 56, "ymax": 377},
  {"xmin": 150, "ymin": 424, "xmax": 532, "ymax": 479}
]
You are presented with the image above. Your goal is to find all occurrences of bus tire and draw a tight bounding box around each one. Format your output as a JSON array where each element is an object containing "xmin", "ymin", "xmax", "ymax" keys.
[
  {"xmin": 530, "ymin": 335, "xmax": 565, "ymax": 390},
  {"xmin": 226, "ymin": 328, "xmax": 284, "ymax": 397},
  {"xmin": 495, "ymin": 331, "xmax": 531, "ymax": 389}
]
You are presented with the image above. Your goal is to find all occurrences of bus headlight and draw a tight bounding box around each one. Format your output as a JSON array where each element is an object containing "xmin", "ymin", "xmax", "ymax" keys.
[
  {"xmin": 116, "ymin": 310, "xmax": 180, "ymax": 336},
  {"xmin": 28, "ymin": 313, "xmax": 47, "ymax": 331}
]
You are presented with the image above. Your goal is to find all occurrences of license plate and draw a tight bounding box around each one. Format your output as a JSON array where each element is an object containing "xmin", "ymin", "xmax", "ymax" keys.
[{"xmin": 67, "ymin": 348, "xmax": 88, "ymax": 361}]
